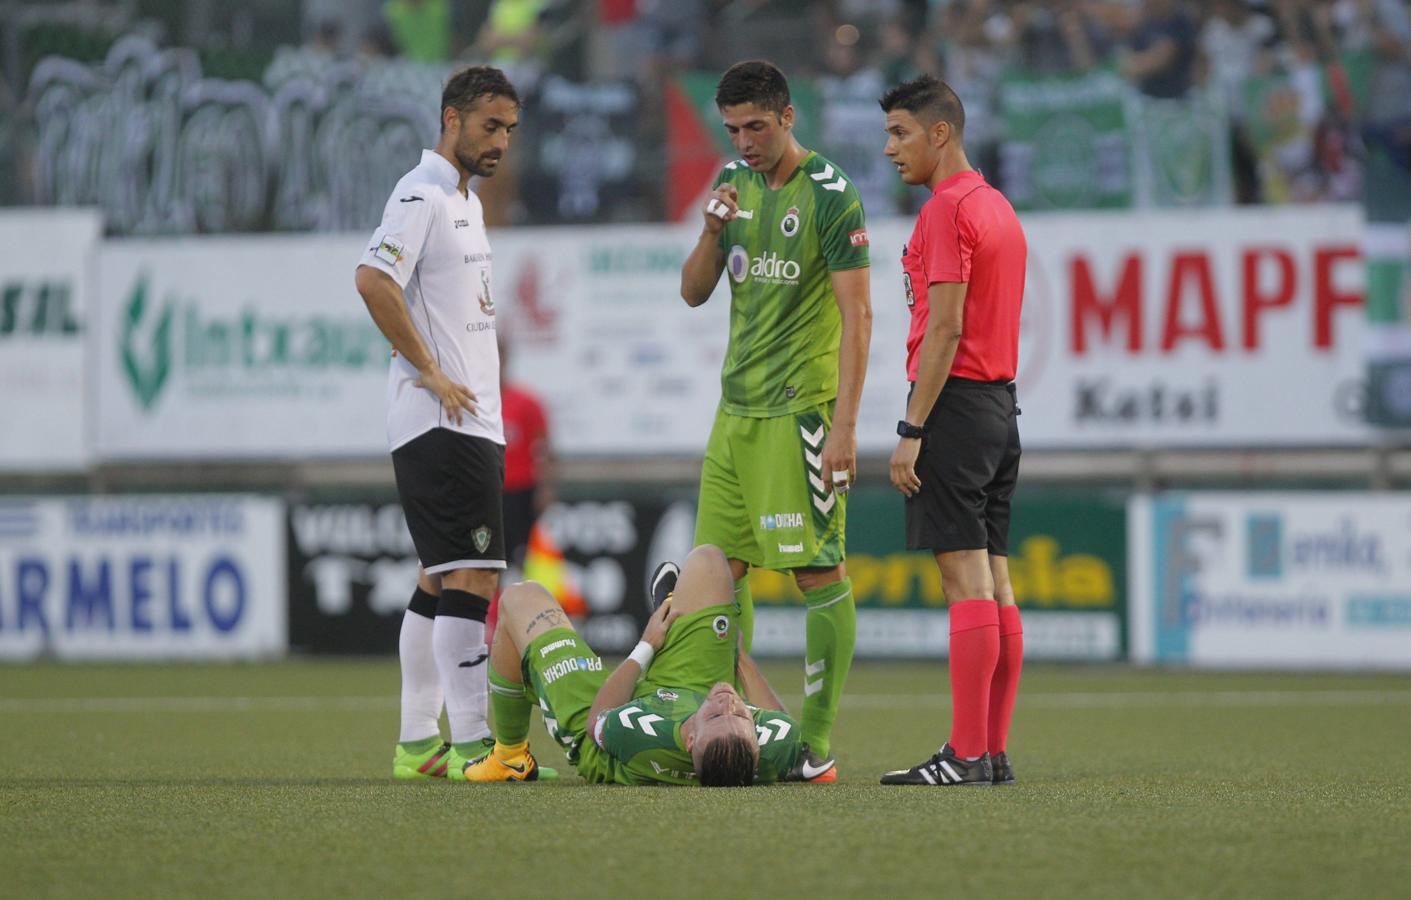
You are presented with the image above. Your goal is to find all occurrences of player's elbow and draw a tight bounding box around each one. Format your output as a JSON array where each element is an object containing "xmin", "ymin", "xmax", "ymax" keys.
[{"xmin": 680, "ymin": 283, "xmax": 708, "ymax": 308}]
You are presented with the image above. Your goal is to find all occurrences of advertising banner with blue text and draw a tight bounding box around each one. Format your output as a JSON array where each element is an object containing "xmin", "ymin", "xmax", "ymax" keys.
[
  {"xmin": 0, "ymin": 495, "xmax": 286, "ymax": 660},
  {"xmin": 1130, "ymin": 493, "xmax": 1411, "ymax": 669}
]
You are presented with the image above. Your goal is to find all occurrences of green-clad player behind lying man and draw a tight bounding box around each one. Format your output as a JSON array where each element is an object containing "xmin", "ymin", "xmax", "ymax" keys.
[{"xmin": 462, "ymin": 544, "xmax": 834, "ymax": 786}]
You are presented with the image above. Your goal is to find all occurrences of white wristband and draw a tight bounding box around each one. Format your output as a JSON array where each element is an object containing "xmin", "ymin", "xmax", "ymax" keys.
[{"xmin": 627, "ymin": 641, "xmax": 655, "ymax": 674}]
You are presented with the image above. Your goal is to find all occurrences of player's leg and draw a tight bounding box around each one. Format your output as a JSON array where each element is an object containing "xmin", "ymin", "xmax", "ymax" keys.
[
  {"xmin": 792, "ymin": 563, "xmax": 855, "ymax": 763},
  {"xmin": 694, "ymin": 408, "xmax": 760, "ymax": 649},
  {"xmin": 392, "ymin": 566, "xmax": 450, "ymax": 779},
  {"xmin": 467, "ymin": 580, "xmax": 609, "ymax": 782},
  {"xmin": 639, "ymin": 545, "xmax": 742, "ymax": 696},
  {"xmin": 883, "ymin": 386, "xmax": 1005, "ymax": 786},
  {"xmin": 393, "ymin": 429, "xmax": 509, "ymax": 777},
  {"xmin": 736, "ymin": 402, "xmax": 855, "ymax": 762},
  {"xmin": 985, "ymin": 404, "xmax": 1023, "ymax": 784}
]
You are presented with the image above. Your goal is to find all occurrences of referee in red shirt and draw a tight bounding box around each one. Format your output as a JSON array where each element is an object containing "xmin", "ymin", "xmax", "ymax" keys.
[{"xmin": 877, "ymin": 76, "xmax": 1027, "ymax": 788}]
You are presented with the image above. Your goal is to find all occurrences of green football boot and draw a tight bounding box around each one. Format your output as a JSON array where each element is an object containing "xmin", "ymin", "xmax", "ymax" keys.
[{"xmin": 392, "ymin": 739, "xmax": 453, "ymax": 780}]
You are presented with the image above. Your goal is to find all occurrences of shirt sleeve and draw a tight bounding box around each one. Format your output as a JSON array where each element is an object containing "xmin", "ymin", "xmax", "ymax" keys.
[
  {"xmin": 921, "ymin": 197, "xmax": 973, "ymax": 285},
  {"xmin": 359, "ymin": 186, "xmax": 436, "ymax": 289},
  {"xmin": 818, "ymin": 181, "xmax": 870, "ymax": 271}
]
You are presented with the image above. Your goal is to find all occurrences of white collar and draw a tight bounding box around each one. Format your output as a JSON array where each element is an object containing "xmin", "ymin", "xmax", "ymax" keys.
[{"xmin": 420, "ymin": 149, "xmax": 462, "ymax": 192}]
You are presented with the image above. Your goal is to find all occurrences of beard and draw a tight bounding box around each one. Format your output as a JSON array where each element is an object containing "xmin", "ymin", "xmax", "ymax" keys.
[{"xmin": 458, "ymin": 146, "xmax": 502, "ymax": 178}]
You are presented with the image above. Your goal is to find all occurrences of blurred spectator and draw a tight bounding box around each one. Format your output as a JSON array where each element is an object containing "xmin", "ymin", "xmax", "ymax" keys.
[
  {"xmin": 472, "ymin": 0, "xmax": 547, "ymax": 66},
  {"xmin": 358, "ymin": 23, "xmax": 398, "ymax": 62},
  {"xmin": 384, "ymin": 0, "xmax": 453, "ymax": 63},
  {"xmin": 637, "ymin": 0, "xmax": 706, "ymax": 82},
  {"xmin": 1118, "ymin": 0, "xmax": 1199, "ymax": 98},
  {"xmin": 930, "ymin": 0, "xmax": 1007, "ymax": 162},
  {"xmin": 877, "ymin": 17, "xmax": 921, "ymax": 85},
  {"xmin": 1007, "ymin": 1, "xmax": 1104, "ymax": 75},
  {"xmin": 1199, "ymin": 0, "xmax": 1276, "ymax": 116}
]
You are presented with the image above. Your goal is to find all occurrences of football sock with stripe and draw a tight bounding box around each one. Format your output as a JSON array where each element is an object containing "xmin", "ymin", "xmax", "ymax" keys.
[
  {"xmin": 433, "ymin": 589, "xmax": 492, "ymax": 749},
  {"xmin": 988, "ymin": 604, "xmax": 1024, "ymax": 756},
  {"xmin": 398, "ymin": 586, "xmax": 443, "ymax": 743},
  {"xmin": 948, "ymin": 599, "xmax": 1000, "ymax": 759},
  {"xmin": 488, "ymin": 669, "xmax": 532, "ymax": 747},
  {"xmin": 734, "ymin": 575, "xmax": 754, "ymax": 653},
  {"xmin": 800, "ymin": 577, "xmax": 856, "ymax": 759}
]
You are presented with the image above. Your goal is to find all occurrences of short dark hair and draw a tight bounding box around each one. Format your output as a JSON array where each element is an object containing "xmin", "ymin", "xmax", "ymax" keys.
[
  {"xmin": 879, "ymin": 75, "xmax": 965, "ymax": 136},
  {"xmin": 441, "ymin": 66, "xmax": 519, "ymax": 130},
  {"xmin": 715, "ymin": 60, "xmax": 791, "ymax": 116},
  {"xmin": 696, "ymin": 733, "xmax": 758, "ymax": 787}
]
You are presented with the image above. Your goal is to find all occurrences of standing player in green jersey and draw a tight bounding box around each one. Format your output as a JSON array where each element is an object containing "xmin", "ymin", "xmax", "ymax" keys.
[
  {"xmin": 680, "ymin": 60, "xmax": 872, "ymax": 777},
  {"xmin": 462, "ymin": 545, "xmax": 817, "ymax": 786}
]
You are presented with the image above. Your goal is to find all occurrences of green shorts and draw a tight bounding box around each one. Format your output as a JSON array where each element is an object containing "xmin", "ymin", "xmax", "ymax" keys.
[
  {"xmin": 694, "ymin": 402, "xmax": 847, "ymax": 570},
  {"xmin": 522, "ymin": 603, "xmax": 740, "ymax": 782}
]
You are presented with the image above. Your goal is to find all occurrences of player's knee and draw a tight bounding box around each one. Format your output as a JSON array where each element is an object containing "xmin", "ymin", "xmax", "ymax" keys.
[
  {"xmin": 498, "ymin": 580, "xmax": 555, "ymax": 619},
  {"xmin": 792, "ymin": 564, "xmax": 845, "ymax": 593}
]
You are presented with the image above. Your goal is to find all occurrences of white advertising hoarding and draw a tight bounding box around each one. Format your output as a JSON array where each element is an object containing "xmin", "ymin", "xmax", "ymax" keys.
[
  {"xmin": 499, "ymin": 205, "xmax": 1371, "ymax": 455},
  {"xmin": 87, "ymin": 205, "xmax": 1367, "ymax": 461},
  {"xmin": 95, "ymin": 236, "xmax": 391, "ymax": 460},
  {"xmin": 0, "ymin": 495, "xmax": 286, "ymax": 660},
  {"xmin": 1129, "ymin": 493, "xmax": 1411, "ymax": 668},
  {"xmin": 0, "ymin": 209, "xmax": 100, "ymax": 470}
]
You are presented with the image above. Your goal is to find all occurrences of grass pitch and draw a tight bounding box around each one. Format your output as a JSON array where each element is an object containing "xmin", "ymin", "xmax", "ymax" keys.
[{"xmin": 3, "ymin": 660, "xmax": 1409, "ymax": 898}]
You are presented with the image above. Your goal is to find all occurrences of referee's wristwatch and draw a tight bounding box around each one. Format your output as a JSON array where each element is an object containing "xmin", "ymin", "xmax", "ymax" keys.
[{"xmin": 896, "ymin": 420, "xmax": 925, "ymax": 439}]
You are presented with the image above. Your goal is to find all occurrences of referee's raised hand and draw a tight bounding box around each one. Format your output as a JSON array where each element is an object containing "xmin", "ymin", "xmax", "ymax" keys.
[
  {"xmin": 416, "ymin": 365, "xmax": 479, "ymax": 424},
  {"xmin": 702, "ymin": 184, "xmax": 739, "ymax": 234}
]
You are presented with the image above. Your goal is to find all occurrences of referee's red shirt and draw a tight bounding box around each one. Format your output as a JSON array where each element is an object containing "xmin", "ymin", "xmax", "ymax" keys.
[{"xmin": 901, "ymin": 170, "xmax": 1026, "ymax": 383}]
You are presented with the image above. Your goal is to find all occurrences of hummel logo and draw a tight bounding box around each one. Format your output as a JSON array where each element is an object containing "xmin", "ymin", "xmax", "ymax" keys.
[
  {"xmin": 458, "ymin": 653, "xmax": 489, "ymax": 668},
  {"xmin": 399, "ymin": 196, "xmax": 424, "ymax": 203}
]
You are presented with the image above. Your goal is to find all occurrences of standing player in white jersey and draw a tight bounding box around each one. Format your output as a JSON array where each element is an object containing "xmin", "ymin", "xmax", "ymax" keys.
[{"xmin": 355, "ymin": 66, "xmax": 520, "ymax": 780}]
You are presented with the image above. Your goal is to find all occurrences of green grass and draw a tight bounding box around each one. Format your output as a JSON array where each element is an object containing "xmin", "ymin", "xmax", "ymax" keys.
[{"xmin": 3, "ymin": 661, "xmax": 1410, "ymax": 898}]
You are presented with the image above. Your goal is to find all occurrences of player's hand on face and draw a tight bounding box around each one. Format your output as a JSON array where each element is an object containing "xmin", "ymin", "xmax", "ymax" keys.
[
  {"xmin": 415, "ymin": 366, "xmax": 479, "ymax": 425},
  {"xmin": 820, "ymin": 426, "xmax": 857, "ymax": 496},
  {"xmin": 702, "ymin": 184, "xmax": 739, "ymax": 234},
  {"xmin": 889, "ymin": 437, "xmax": 923, "ymax": 497},
  {"xmin": 642, "ymin": 597, "xmax": 682, "ymax": 651}
]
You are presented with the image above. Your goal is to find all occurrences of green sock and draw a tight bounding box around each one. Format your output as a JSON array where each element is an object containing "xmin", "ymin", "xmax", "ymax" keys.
[
  {"xmin": 399, "ymin": 734, "xmax": 441, "ymax": 753},
  {"xmin": 801, "ymin": 577, "xmax": 856, "ymax": 759},
  {"xmin": 734, "ymin": 575, "xmax": 754, "ymax": 653},
  {"xmin": 488, "ymin": 669, "xmax": 532, "ymax": 746}
]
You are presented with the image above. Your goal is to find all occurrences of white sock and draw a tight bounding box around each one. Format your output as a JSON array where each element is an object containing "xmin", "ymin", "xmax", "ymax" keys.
[
  {"xmin": 398, "ymin": 608, "xmax": 442, "ymax": 744},
  {"xmin": 433, "ymin": 614, "xmax": 490, "ymax": 745}
]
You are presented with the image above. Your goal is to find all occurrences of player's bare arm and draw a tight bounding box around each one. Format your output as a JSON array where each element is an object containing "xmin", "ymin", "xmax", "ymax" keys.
[
  {"xmin": 821, "ymin": 266, "xmax": 872, "ymax": 493},
  {"xmin": 736, "ymin": 647, "xmax": 787, "ymax": 712},
  {"xmin": 355, "ymin": 264, "xmax": 479, "ymax": 425},
  {"xmin": 680, "ymin": 184, "xmax": 737, "ymax": 306},
  {"xmin": 586, "ymin": 600, "xmax": 680, "ymax": 727},
  {"xmin": 890, "ymin": 281, "xmax": 966, "ymax": 497}
]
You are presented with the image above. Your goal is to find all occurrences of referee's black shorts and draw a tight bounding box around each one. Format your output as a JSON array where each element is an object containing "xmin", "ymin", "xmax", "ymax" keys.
[
  {"xmin": 391, "ymin": 427, "xmax": 507, "ymax": 573},
  {"xmin": 905, "ymin": 378, "xmax": 1021, "ymax": 555}
]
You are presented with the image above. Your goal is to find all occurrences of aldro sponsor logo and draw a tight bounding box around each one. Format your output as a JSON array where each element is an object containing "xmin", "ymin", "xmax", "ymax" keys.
[
  {"xmin": 542, "ymin": 655, "xmax": 604, "ymax": 685},
  {"xmin": 727, "ymin": 245, "xmax": 802, "ymax": 286}
]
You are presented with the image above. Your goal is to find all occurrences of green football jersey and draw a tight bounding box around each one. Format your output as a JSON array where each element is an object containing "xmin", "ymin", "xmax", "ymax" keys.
[
  {"xmin": 584, "ymin": 687, "xmax": 803, "ymax": 786},
  {"xmin": 714, "ymin": 151, "xmax": 869, "ymax": 417}
]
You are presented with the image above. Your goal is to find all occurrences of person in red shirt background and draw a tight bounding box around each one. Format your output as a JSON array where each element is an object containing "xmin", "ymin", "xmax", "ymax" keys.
[
  {"xmin": 499, "ymin": 337, "xmax": 553, "ymax": 569},
  {"xmin": 877, "ymin": 75, "xmax": 1028, "ymax": 788}
]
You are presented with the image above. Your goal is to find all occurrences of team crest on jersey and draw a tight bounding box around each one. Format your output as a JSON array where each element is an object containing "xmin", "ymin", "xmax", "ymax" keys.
[
  {"xmin": 712, "ymin": 615, "xmax": 731, "ymax": 639},
  {"xmin": 780, "ymin": 206, "xmax": 801, "ymax": 237},
  {"xmin": 477, "ymin": 269, "xmax": 495, "ymax": 315},
  {"xmin": 656, "ymin": 689, "xmax": 678, "ymax": 702},
  {"xmin": 473, "ymin": 526, "xmax": 492, "ymax": 553}
]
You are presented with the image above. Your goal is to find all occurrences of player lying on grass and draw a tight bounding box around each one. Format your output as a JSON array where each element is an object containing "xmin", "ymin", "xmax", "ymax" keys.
[{"xmin": 462, "ymin": 544, "xmax": 831, "ymax": 786}]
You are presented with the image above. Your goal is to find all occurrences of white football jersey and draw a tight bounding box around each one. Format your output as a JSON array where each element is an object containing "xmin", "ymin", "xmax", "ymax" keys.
[{"xmin": 360, "ymin": 149, "xmax": 503, "ymax": 451}]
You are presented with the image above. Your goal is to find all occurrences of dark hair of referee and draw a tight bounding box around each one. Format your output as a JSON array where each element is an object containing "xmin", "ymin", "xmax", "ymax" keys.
[
  {"xmin": 714, "ymin": 60, "xmax": 791, "ymax": 118},
  {"xmin": 879, "ymin": 74, "xmax": 965, "ymax": 138}
]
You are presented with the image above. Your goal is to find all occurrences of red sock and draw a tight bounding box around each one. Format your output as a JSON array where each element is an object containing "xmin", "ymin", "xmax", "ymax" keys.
[
  {"xmin": 947, "ymin": 599, "xmax": 1000, "ymax": 759},
  {"xmin": 988, "ymin": 605, "xmax": 1024, "ymax": 756}
]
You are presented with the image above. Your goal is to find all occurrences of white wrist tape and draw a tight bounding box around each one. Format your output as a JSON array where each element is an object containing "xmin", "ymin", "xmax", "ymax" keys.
[{"xmin": 627, "ymin": 640, "xmax": 655, "ymax": 674}]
